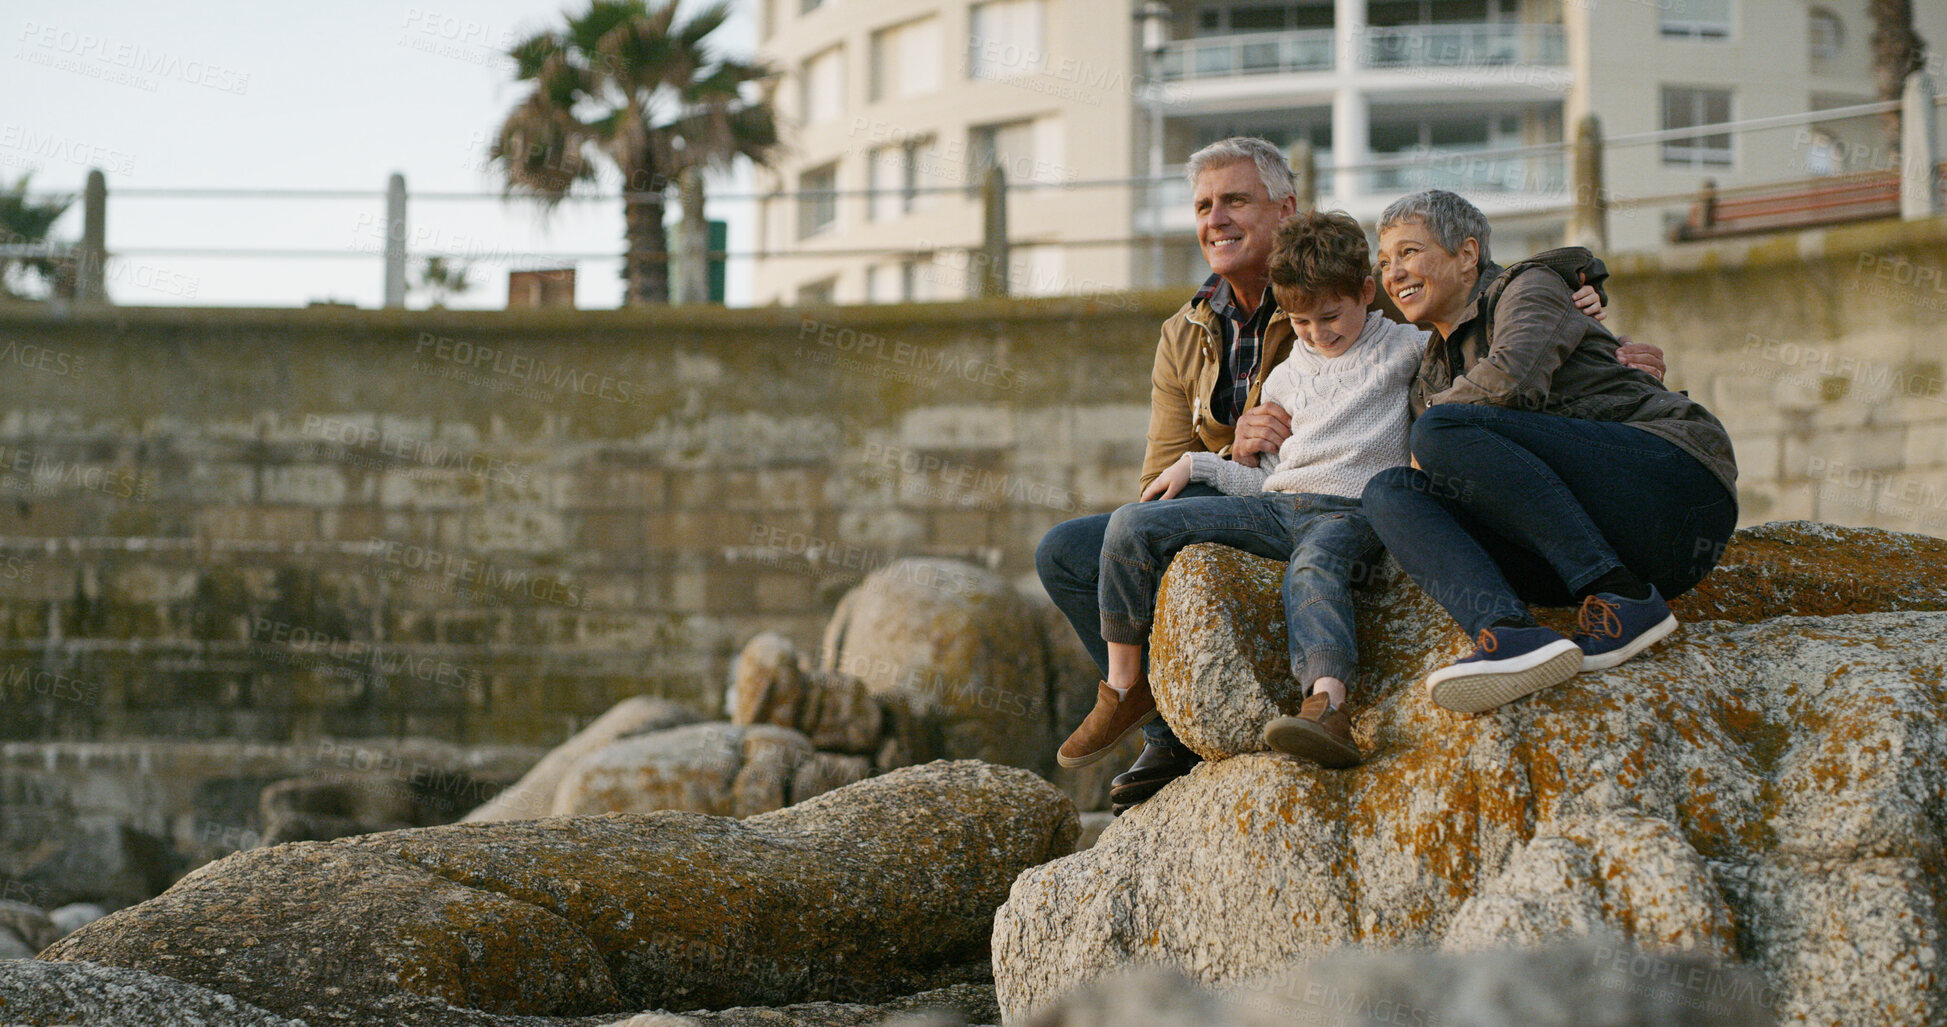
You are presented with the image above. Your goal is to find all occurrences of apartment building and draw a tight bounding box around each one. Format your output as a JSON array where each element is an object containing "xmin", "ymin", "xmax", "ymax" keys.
[{"xmin": 751, "ymin": 0, "xmax": 1947, "ymax": 305}]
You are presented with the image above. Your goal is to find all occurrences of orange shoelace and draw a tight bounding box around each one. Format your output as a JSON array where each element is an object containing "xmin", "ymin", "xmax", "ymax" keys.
[
  {"xmin": 1476, "ymin": 629, "xmax": 1499, "ymax": 654},
  {"xmin": 1579, "ymin": 595, "xmax": 1623, "ymax": 639}
]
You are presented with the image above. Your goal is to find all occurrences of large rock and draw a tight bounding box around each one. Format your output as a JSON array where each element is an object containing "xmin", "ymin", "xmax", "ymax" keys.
[
  {"xmin": 43, "ymin": 761, "xmax": 1076, "ymax": 1026},
  {"xmin": 819, "ymin": 559, "xmax": 1061, "ymax": 774},
  {"xmin": 0, "ymin": 960, "xmax": 312, "ymax": 1026},
  {"xmin": 0, "ymin": 900, "xmax": 60, "ymax": 953},
  {"xmin": 993, "ymin": 523, "xmax": 1947, "ymax": 1026},
  {"xmin": 1023, "ymin": 942, "xmax": 1773, "ymax": 1027},
  {"xmin": 551, "ymin": 722, "xmax": 817, "ymax": 818},
  {"xmin": 732, "ymin": 633, "xmax": 884, "ymax": 755},
  {"xmin": 598, "ymin": 982, "xmax": 998, "ymax": 1027},
  {"xmin": 466, "ymin": 697, "xmax": 701, "ymax": 823}
]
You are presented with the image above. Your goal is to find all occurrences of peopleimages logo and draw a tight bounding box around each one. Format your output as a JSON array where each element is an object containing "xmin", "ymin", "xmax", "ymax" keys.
[
  {"xmin": 15, "ymin": 21, "xmax": 250, "ymax": 94},
  {"xmin": 413, "ymin": 332, "xmax": 655, "ymax": 407}
]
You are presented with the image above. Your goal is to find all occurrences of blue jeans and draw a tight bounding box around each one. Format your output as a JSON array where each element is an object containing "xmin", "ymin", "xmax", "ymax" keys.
[
  {"xmin": 1037, "ymin": 483, "xmax": 1223, "ymax": 745},
  {"xmin": 1360, "ymin": 403, "xmax": 1737, "ymax": 636},
  {"xmin": 1098, "ymin": 493, "xmax": 1384, "ymax": 690}
]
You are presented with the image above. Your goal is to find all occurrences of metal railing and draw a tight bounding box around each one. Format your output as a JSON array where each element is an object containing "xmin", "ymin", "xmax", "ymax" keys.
[{"xmin": 8, "ymin": 88, "xmax": 1944, "ymax": 308}]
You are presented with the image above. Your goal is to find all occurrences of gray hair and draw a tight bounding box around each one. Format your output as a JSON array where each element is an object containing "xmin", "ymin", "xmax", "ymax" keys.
[
  {"xmin": 1184, "ymin": 137, "xmax": 1296, "ymax": 205},
  {"xmin": 1377, "ymin": 189, "xmax": 1492, "ymax": 269}
]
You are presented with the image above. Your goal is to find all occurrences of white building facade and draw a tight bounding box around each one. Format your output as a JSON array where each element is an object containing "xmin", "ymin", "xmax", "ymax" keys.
[{"xmin": 751, "ymin": 0, "xmax": 1947, "ymax": 305}]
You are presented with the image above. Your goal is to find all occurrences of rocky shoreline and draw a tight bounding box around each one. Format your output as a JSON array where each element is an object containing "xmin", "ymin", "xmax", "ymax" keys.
[{"xmin": 2, "ymin": 522, "xmax": 1943, "ymax": 1026}]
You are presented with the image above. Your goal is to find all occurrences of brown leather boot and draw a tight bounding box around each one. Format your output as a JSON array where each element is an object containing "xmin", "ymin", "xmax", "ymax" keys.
[
  {"xmin": 1262, "ymin": 692, "xmax": 1361, "ymax": 769},
  {"xmin": 1057, "ymin": 680, "xmax": 1157, "ymax": 768}
]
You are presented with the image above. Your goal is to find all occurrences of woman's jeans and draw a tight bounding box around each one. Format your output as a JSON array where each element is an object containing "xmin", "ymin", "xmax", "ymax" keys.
[
  {"xmin": 1097, "ymin": 492, "xmax": 1384, "ymax": 690},
  {"xmin": 1361, "ymin": 404, "xmax": 1738, "ymax": 636}
]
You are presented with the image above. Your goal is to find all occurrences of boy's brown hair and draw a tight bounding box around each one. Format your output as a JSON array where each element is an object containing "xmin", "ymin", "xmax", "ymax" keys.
[{"xmin": 1268, "ymin": 210, "xmax": 1370, "ymax": 308}]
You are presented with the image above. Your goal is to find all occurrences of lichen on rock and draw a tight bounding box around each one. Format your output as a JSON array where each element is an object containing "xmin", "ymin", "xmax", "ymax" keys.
[{"xmin": 994, "ymin": 522, "xmax": 1947, "ymax": 1027}]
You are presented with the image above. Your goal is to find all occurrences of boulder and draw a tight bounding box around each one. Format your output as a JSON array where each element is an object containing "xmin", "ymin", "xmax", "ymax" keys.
[
  {"xmin": 551, "ymin": 722, "xmax": 816, "ymax": 818},
  {"xmin": 598, "ymin": 981, "xmax": 998, "ymax": 1027},
  {"xmin": 48, "ymin": 901, "xmax": 108, "ymax": 938},
  {"xmin": 44, "ymin": 761, "xmax": 1076, "ymax": 1026},
  {"xmin": 465, "ymin": 697, "xmax": 702, "ymax": 823},
  {"xmin": 0, "ymin": 960, "xmax": 311, "ymax": 1026},
  {"xmin": 993, "ymin": 523, "xmax": 1947, "ymax": 1026},
  {"xmin": 819, "ymin": 559, "xmax": 1060, "ymax": 774},
  {"xmin": 0, "ymin": 930, "xmax": 36, "ymax": 960},
  {"xmin": 0, "ymin": 899, "xmax": 60, "ymax": 953},
  {"xmin": 1023, "ymin": 942, "xmax": 1773, "ymax": 1027},
  {"xmin": 732, "ymin": 633, "xmax": 884, "ymax": 755},
  {"xmin": 259, "ymin": 776, "xmax": 426, "ymax": 846},
  {"xmin": 790, "ymin": 752, "xmax": 876, "ymax": 805}
]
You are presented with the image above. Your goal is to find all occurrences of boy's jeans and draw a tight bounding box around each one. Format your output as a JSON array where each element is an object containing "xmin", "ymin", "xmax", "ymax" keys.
[
  {"xmin": 1037, "ymin": 483, "xmax": 1224, "ymax": 748},
  {"xmin": 1097, "ymin": 492, "xmax": 1384, "ymax": 690}
]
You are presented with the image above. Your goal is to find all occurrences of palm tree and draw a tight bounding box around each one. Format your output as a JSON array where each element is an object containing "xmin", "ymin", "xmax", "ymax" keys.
[
  {"xmin": 1869, "ymin": 0, "xmax": 1927, "ymax": 159},
  {"xmin": 490, "ymin": 0, "xmax": 778, "ymax": 306},
  {"xmin": 413, "ymin": 256, "xmax": 473, "ymax": 308},
  {"xmin": 0, "ymin": 174, "xmax": 73, "ymax": 299}
]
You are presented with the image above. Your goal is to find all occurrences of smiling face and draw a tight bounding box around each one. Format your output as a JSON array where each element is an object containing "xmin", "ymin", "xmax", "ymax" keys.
[
  {"xmin": 1194, "ymin": 160, "xmax": 1297, "ymax": 299},
  {"xmin": 1279, "ymin": 278, "xmax": 1377, "ymax": 359},
  {"xmin": 1375, "ymin": 218, "xmax": 1480, "ymax": 335}
]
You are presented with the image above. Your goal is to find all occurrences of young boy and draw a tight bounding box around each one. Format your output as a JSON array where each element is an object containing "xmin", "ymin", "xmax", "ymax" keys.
[{"xmin": 1056, "ymin": 210, "xmax": 1427, "ymax": 769}]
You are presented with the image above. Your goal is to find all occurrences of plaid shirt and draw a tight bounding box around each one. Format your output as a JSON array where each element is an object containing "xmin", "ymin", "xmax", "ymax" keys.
[{"xmin": 1195, "ymin": 275, "xmax": 1281, "ymax": 426}]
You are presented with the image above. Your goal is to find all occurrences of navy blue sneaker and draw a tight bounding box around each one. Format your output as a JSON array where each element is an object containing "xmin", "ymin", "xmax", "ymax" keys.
[
  {"xmin": 1575, "ymin": 586, "xmax": 1678, "ymax": 671},
  {"xmin": 1426, "ymin": 625, "xmax": 1582, "ymax": 714}
]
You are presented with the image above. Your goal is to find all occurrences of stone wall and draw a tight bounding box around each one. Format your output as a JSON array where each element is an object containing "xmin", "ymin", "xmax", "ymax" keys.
[{"xmin": 1, "ymin": 215, "xmax": 1943, "ymax": 746}]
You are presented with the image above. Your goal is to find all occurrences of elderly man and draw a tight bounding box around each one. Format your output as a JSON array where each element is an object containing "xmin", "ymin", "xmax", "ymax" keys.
[{"xmin": 1037, "ymin": 136, "xmax": 1659, "ymax": 812}]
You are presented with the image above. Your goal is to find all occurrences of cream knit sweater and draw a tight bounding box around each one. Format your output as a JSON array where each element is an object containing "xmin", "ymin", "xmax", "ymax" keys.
[{"xmin": 1189, "ymin": 310, "xmax": 1423, "ymax": 499}]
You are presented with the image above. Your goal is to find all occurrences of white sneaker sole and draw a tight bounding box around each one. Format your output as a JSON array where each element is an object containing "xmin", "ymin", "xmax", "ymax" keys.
[
  {"xmin": 1579, "ymin": 614, "xmax": 1679, "ymax": 672},
  {"xmin": 1427, "ymin": 639, "xmax": 1583, "ymax": 715}
]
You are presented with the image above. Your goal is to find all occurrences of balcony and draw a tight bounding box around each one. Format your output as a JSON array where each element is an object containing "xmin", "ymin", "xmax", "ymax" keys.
[
  {"xmin": 1361, "ymin": 23, "xmax": 1565, "ymax": 70},
  {"xmin": 1141, "ymin": 147, "xmax": 1567, "ymax": 232},
  {"xmin": 1157, "ymin": 29, "xmax": 1336, "ymax": 81},
  {"xmin": 1155, "ymin": 22, "xmax": 1565, "ymax": 82}
]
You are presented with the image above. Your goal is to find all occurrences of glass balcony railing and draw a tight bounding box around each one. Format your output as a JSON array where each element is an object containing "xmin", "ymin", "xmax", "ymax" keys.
[
  {"xmin": 1155, "ymin": 23, "xmax": 1565, "ymax": 82},
  {"xmin": 1138, "ymin": 148, "xmax": 1564, "ymax": 226},
  {"xmin": 1369, "ymin": 147, "xmax": 1566, "ymax": 194},
  {"xmin": 1361, "ymin": 23, "xmax": 1566, "ymax": 69},
  {"xmin": 1157, "ymin": 29, "xmax": 1336, "ymax": 80}
]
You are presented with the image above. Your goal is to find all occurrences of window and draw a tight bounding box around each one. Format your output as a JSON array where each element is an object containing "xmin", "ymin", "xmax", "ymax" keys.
[
  {"xmin": 800, "ymin": 0, "xmax": 825, "ymax": 13},
  {"xmin": 968, "ymin": 0, "xmax": 1044, "ymax": 79},
  {"xmin": 797, "ymin": 277, "xmax": 837, "ymax": 304},
  {"xmin": 798, "ymin": 163, "xmax": 839, "ymax": 238},
  {"xmin": 1809, "ymin": 8, "xmax": 1843, "ymax": 61},
  {"xmin": 871, "ymin": 17, "xmax": 942, "ymax": 101},
  {"xmin": 1660, "ymin": 0, "xmax": 1731, "ymax": 40},
  {"xmin": 869, "ymin": 138, "xmax": 936, "ymax": 221},
  {"xmin": 968, "ymin": 117, "xmax": 1064, "ymax": 190},
  {"xmin": 800, "ymin": 46, "xmax": 845, "ymax": 125},
  {"xmin": 1661, "ymin": 86, "xmax": 1733, "ymax": 167}
]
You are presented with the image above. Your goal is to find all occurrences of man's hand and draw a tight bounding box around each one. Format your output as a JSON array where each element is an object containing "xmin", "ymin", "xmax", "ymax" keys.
[
  {"xmin": 1141, "ymin": 453, "xmax": 1195, "ymax": 502},
  {"xmin": 1571, "ymin": 283, "xmax": 1605, "ymax": 321},
  {"xmin": 1615, "ymin": 335, "xmax": 1665, "ymax": 381},
  {"xmin": 1231, "ymin": 401, "xmax": 1291, "ymax": 468}
]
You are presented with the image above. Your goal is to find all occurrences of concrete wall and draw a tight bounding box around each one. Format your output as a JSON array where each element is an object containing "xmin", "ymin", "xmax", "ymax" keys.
[{"xmin": 2, "ymin": 215, "xmax": 1943, "ymax": 746}]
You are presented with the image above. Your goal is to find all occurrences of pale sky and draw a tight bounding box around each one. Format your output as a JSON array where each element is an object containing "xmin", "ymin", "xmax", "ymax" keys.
[{"xmin": 6, "ymin": 0, "xmax": 760, "ymax": 308}]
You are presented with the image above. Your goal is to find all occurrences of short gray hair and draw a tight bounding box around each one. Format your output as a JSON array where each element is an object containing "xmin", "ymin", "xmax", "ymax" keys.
[
  {"xmin": 1377, "ymin": 189, "xmax": 1492, "ymax": 269},
  {"xmin": 1185, "ymin": 137, "xmax": 1296, "ymax": 205}
]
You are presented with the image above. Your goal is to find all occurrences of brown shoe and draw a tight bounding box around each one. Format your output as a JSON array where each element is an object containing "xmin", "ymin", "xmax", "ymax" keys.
[
  {"xmin": 1262, "ymin": 692, "xmax": 1361, "ymax": 769},
  {"xmin": 1057, "ymin": 681, "xmax": 1157, "ymax": 768}
]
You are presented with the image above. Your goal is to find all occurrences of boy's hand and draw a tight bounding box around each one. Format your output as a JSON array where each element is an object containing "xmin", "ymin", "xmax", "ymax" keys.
[
  {"xmin": 1141, "ymin": 453, "xmax": 1195, "ymax": 501},
  {"xmin": 1232, "ymin": 402, "xmax": 1291, "ymax": 467},
  {"xmin": 1615, "ymin": 335, "xmax": 1665, "ymax": 381},
  {"xmin": 1571, "ymin": 283, "xmax": 1605, "ymax": 321}
]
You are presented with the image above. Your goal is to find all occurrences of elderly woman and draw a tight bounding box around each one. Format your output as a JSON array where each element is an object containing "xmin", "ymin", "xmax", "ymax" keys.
[{"xmin": 1360, "ymin": 190, "xmax": 1738, "ymax": 715}]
